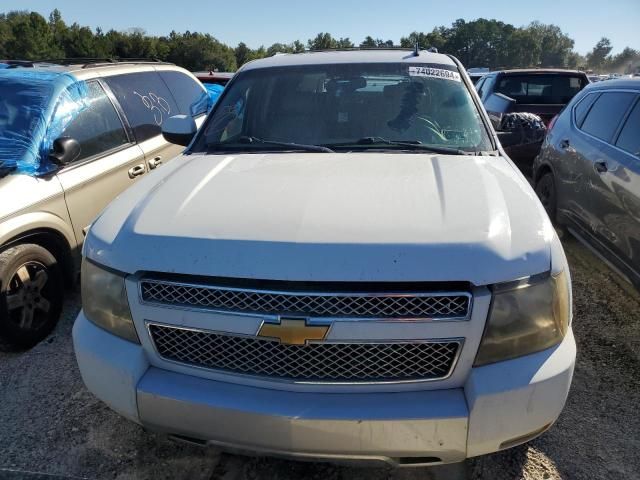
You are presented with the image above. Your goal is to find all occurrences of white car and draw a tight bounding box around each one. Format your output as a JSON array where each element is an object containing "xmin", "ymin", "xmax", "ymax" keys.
[{"xmin": 73, "ymin": 49, "xmax": 575, "ymax": 467}]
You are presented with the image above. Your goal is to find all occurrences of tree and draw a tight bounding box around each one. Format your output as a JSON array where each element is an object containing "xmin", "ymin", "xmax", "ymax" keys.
[
  {"xmin": 360, "ymin": 36, "xmax": 393, "ymax": 48},
  {"xmin": 526, "ymin": 22, "xmax": 574, "ymax": 67},
  {"xmin": 4, "ymin": 11, "xmax": 63, "ymax": 59},
  {"xmin": 307, "ymin": 32, "xmax": 337, "ymax": 50},
  {"xmin": 336, "ymin": 37, "xmax": 354, "ymax": 48},
  {"xmin": 586, "ymin": 37, "xmax": 613, "ymax": 71},
  {"xmin": 610, "ymin": 47, "xmax": 640, "ymax": 73},
  {"xmin": 1, "ymin": 9, "xmax": 638, "ymax": 74}
]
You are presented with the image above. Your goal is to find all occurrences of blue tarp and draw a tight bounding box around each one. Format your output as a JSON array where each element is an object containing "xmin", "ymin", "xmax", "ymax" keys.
[
  {"xmin": 0, "ymin": 69, "xmax": 84, "ymax": 175},
  {"xmin": 204, "ymin": 83, "xmax": 225, "ymax": 111}
]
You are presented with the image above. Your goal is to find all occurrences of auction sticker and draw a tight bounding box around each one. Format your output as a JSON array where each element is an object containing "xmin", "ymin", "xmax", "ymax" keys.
[{"xmin": 408, "ymin": 66, "xmax": 461, "ymax": 82}]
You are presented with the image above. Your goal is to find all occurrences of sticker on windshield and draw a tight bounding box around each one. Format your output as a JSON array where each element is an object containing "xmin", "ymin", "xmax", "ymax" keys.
[{"xmin": 408, "ymin": 66, "xmax": 461, "ymax": 82}]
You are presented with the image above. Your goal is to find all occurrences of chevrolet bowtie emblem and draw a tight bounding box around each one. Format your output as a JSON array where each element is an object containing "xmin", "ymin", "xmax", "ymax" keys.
[{"xmin": 257, "ymin": 318, "xmax": 329, "ymax": 345}]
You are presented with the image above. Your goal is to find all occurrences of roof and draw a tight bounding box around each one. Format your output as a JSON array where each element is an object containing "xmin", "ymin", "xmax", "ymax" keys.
[
  {"xmin": 238, "ymin": 49, "xmax": 458, "ymax": 72},
  {"xmin": 0, "ymin": 60, "xmax": 189, "ymax": 82},
  {"xmin": 495, "ymin": 68, "xmax": 586, "ymax": 76},
  {"xmin": 583, "ymin": 77, "xmax": 640, "ymax": 91}
]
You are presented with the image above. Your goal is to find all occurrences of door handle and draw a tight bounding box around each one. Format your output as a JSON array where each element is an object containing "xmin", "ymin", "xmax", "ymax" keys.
[
  {"xmin": 128, "ymin": 164, "xmax": 146, "ymax": 179},
  {"xmin": 594, "ymin": 161, "xmax": 608, "ymax": 174},
  {"xmin": 149, "ymin": 156, "xmax": 162, "ymax": 169}
]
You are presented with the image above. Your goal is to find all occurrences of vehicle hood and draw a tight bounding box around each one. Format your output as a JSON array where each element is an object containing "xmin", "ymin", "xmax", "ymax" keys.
[{"xmin": 86, "ymin": 152, "xmax": 554, "ymax": 285}]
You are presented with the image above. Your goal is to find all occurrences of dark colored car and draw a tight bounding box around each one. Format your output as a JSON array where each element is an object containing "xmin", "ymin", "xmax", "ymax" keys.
[
  {"xmin": 533, "ymin": 78, "xmax": 640, "ymax": 289},
  {"xmin": 477, "ymin": 69, "xmax": 589, "ymax": 174}
]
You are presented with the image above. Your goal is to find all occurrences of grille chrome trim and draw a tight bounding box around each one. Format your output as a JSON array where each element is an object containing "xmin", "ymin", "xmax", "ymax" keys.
[
  {"xmin": 146, "ymin": 322, "xmax": 464, "ymax": 385},
  {"xmin": 139, "ymin": 279, "xmax": 472, "ymax": 321}
]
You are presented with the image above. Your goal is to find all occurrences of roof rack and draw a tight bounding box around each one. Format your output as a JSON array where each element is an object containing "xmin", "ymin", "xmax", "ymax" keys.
[
  {"xmin": 304, "ymin": 46, "xmax": 441, "ymax": 54},
  {"xmin": 30, "ymin": 57, "xmax": 174, "ymax": 68}
]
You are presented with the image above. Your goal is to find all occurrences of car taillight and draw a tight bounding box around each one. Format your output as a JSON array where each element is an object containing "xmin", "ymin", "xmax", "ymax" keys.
[{"xmin": 547, "ymin": 115, "xmax": 559, "ymax": 132}]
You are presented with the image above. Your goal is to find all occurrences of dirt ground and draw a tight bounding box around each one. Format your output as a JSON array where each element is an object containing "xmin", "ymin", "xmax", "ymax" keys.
[{"xmin": 0, "ymin": 235, "xmax": 639, "ymax": 480}]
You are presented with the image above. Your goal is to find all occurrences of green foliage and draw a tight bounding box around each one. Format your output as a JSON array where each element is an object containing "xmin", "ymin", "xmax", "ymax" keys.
[{"xmin": 0, "ymin": 10, "xmax": 637, "ymax": 74}]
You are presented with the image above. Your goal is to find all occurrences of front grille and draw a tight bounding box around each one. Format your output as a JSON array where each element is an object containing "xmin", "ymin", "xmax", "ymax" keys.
[
  {"xmin": 148, "ymin": 323, "xmax": 461, "ymax": 383},
  {"xmin": 140, "ymin": 280, "xmax": 470, "ymax": 319}
]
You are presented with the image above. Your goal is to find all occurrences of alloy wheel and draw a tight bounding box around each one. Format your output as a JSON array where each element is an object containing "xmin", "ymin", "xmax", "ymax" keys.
[{"xmin": 5, "ymin": 261, "xmax": 51, "ymax": 330}]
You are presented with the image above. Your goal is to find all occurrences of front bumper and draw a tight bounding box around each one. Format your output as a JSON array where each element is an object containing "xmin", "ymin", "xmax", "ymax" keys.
[{"xmin": 73, "ymin": 312, "xmax": 576, "ymax": 465}]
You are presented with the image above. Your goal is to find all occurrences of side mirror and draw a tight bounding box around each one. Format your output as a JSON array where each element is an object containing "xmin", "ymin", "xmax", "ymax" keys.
[
  {"xmin": 162, "ymin": 115, "xmax": 197, "ymax": 146},
  {"xmin": 485, "ymin": 93, "xmax": 516, "ymax": 129},
  {"xmin": 49, "ymin": 137, "xmax": 81, "ymax": 165}
]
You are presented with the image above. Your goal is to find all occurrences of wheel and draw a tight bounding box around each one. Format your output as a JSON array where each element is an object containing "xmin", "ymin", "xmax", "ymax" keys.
[
  {"xmin": 0, "ymin": 244, "xmax": 64, "ymax": 349},
  {"xmin": 535, "ymin": 172, "xmax": 558, "ymax": 222}
]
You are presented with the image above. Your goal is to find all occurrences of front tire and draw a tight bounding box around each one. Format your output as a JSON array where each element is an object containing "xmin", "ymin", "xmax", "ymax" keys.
[
  {"xmin": 535, "ymin": 172, "xmax": 558, "ymax": 222},
  {"xmin": 0, "ymin": 244, "xmax": 64, "ymax": 349}
]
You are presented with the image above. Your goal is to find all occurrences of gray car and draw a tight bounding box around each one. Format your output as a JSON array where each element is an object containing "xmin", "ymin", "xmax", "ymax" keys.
[
  {"xmin": 533, "ymin": 78, "xmax": 640, "ymax": 289},
  {"xmin": 0, "ymin": 59, "xmax": 208, "ymax": 347}
]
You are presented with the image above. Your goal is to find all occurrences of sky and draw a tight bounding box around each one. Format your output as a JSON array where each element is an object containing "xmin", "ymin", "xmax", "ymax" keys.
[{"xmin": 5, "ymin": 0, "xmax": 640, "ymax": 55}]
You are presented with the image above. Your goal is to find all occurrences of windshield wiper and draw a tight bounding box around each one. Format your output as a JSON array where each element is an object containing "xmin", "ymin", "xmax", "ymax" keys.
[
  {"xmin": 208, "ymin": 136, "xmax": 334, "ymax": 153},
  {"xmin": 324, "ymin": 137, "xmax": 472, "ymax": 155}
]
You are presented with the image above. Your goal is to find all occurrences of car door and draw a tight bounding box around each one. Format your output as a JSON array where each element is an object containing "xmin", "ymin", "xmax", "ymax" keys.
[
  {"xmin": 573, "ymin": 90, "xmax": 638, "ymax": 273},
  {"xmin": 596, "ymin": 95, "xmax": 640, "ymax": 281},
  {"xmin": 55, "ymin": 80, "xmax": 146, "ymax": 246},
  {"xmin": 103, "ymin": 70, "xmax": 184, "ymax": 172},
  {"xmin": 553, "ymin": 91, "xmax": 601, "ymax": 230}
]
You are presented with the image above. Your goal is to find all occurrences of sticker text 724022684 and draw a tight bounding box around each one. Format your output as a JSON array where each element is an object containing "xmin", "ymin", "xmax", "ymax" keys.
[{"xmin": 408, "ymin": 66, "xmax": 461, "ymax": 82}]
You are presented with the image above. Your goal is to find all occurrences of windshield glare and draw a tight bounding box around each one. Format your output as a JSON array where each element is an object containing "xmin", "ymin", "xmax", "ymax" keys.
[{"xmin": 197, "ymin": 63, "xmax": 493, "ymax": 153}]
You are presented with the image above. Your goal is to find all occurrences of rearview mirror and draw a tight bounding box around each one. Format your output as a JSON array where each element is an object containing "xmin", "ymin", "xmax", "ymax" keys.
[
  {"xmin": 162, "ymin": 115, "xmax": 197, "ymax": 146},
  {"xmin": 49, "ymin": 137, "xmax": 81, "ymax": 165}
]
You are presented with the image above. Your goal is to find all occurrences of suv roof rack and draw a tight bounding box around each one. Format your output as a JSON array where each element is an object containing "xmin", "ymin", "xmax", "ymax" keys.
[{"xmin": 304, "ymin": 46, "xmax": 440, "ymax": 54}]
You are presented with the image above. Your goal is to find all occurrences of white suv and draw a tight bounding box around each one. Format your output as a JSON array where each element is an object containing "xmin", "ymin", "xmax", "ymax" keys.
[{"xmin": 73, "ymin": 49, "xmax": 575, "ymax": 466}]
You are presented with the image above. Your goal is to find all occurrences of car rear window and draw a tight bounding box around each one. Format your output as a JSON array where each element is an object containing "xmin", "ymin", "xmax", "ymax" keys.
[
  {"xmin": 496, "ymin": 74, "xmax": 586, "ymax": 105},
  {"xmin": 581, "ymin": 92, "xmax": 636, "ymax": 142},
  {"xmin": 615, "ymin": 98, "xmax": 640, "ymax": 156},
  {"xmin": 573, "ymin": 92, "xmax": 600, "ymax": 128}
]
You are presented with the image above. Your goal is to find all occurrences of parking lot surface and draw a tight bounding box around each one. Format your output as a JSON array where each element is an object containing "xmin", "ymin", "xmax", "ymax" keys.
[{"xmin": 1, "ymin": 236, "xmax": 639, "ymax": 480}]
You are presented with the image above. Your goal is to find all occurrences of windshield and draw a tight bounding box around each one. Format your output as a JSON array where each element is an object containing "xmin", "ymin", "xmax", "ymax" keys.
[
  {"xmin": 195, "ymin": 63, "xmax": 493, "ymax": 153},
  {"xmin": 0, "ymin": 74, "xmax": 56, "ymax": 174}
]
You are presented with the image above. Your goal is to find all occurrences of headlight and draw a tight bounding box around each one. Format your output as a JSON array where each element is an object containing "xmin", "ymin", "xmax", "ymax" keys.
[
  {"xmin": 474, "ymin": 270, "xmax": 570, "ymax": 366},
  {"xmin": 81, "ymin": 259, "xmax": 139, "ymax": 343}
]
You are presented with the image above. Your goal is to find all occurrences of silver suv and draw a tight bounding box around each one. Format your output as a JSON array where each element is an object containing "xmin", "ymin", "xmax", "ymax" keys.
[{"xmin": 0, "ymin": 59, "xmax": 208, "ymax": 347}]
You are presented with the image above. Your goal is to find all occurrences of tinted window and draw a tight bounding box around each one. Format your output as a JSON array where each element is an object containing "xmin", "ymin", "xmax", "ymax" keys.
[
  {"xmin": 573, "ymin": 92, "xmax": 600, "ymax": 128},
  {"xmin": 496, "ymin": 74, "xmax": 586, "ymax": 104},
  {"xmin": 616, "ymin": 98, "xmax": 640, "ymax": 156},
  {"xmin": 581, "ymin": 92, "xmax": 635, "ymax": 142},
  {"xmin": 158, "ymin": 70, "xmax": 209, "ymax": 116},
  {"xmin": 197, "ymin": 63, "xmax": 492, "ymax": 153},
  {"xmin": 59, "ymin": 82, "xmax": 128, "ymax": 161},
  {"xmin": 105, "ymin": 72, "xmax": 179, "ymax": 142}
]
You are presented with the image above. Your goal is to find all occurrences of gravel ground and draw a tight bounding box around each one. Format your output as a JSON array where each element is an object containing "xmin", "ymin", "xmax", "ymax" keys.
[{"xmin": 0, "ymin": 236, "xmax": 638, "ymax": 480}]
